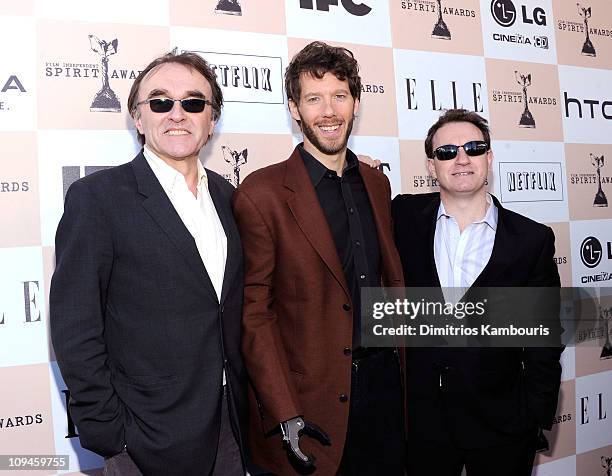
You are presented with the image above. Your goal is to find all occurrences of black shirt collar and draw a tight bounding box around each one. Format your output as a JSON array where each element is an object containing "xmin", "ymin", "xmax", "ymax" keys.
[{"xmin": 297, "ymin": 143, "xmax": 359, "ymax": 187}]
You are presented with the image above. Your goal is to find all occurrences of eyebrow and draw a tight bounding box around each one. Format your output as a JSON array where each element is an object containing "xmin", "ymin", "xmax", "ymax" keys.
[{"xmin": 146, "ymin": 89, "xmax": 206, "ymax": 99}]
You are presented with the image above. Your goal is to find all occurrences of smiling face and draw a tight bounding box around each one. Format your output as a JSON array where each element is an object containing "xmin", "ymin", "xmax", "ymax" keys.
[
  {"xmin": 289, "ymin": 72, "xmax": 359, "ymax": 160},
  {"xmin": 133, "ymin": 62, "xmax": 216, "ymax": 166},
  {"xmin": 427, "ymin": 121, "xmax": 492, "ymax": 200}
]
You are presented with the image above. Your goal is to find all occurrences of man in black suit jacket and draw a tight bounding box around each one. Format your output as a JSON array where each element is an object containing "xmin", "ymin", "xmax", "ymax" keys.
[
  {"xmin": 392, "ymin": 109, "xmax": 562, "ymax": 476},
  {"xmin": 50, "ymin": 52, "xmax": 249, "ymax": 476}
]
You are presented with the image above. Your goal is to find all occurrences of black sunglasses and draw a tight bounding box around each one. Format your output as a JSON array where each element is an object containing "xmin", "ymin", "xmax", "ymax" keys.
[
  {"xmin": 136, "ymin": 97, "xmax": 212, "ymax": 113},
  {"xmin": 433, "ymin": 140, "xmax": 490, "ymax": 161}
]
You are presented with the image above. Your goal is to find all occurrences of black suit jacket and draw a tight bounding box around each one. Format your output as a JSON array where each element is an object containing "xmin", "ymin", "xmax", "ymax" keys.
[
  {"xmin": 50, "ymin": 152, "xmax": 248, "ymax": 475},
  {"xmin": 392, "ymin": 192, "xmax": 562, "ymax": 449}
]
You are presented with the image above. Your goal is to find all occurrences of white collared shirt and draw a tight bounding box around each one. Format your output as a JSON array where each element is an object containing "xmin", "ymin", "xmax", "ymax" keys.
[
  {"xmin": 433, "ymin": 194, "xmax": 498, "ymax": 300},
  {"xmin": 143, "ymin": 146, "xmax": 227, "ymax": 300}
]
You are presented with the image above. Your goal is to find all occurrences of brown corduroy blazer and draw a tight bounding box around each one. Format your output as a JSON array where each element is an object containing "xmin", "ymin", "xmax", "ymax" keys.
[{"xmin": 232, "ymin": 147, "xmax": 404, "ymax": 475}]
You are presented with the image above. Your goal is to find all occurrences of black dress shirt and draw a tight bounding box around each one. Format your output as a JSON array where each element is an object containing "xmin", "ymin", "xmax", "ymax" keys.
[{"xmin": 298, "ymin": 144, "xmax": 381, "ymax": 348}]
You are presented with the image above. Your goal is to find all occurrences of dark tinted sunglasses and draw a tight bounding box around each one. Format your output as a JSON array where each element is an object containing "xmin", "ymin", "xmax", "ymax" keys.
[
  {"xmin": 136, "ymin": 97, "xmax": 211, "ymax": 113},
  {"xmin": 433, "ymin": 140, "xmax": 490, "ymax": 161}
]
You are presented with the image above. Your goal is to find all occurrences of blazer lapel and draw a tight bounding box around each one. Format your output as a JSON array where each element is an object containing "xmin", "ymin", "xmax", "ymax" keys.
[
  {"xmin": 359, "ymin": 165, "xmax": 402, "ymax": 286},
  {"xmin": 207, "ymin": 174, "xmax": 241, "ymax": 304},
  {"xmin": 284, "ymin": 149, "xmax": 350, "ymax": 299},
  {"xmin": 131, "ymin": 152, "xmax": 218, "ymax": 302},
  {"xmin": 472, "ymin": 199, "xmax": 518, "ymax": 287},
  {"xmin": 422, "ymin": 195, "xmax": 442, "ymax": 288}
]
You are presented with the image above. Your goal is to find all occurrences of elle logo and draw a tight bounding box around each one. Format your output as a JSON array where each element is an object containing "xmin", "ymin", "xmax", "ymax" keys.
[{"xmin": 299, "ymin": 0, "xmax": 372, "ymax": 16}]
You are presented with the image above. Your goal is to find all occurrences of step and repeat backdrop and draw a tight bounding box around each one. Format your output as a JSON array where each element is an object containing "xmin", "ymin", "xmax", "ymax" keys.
[{"xmin": 1, "ymin": 0, "xmax": 611, "ymax": 474}]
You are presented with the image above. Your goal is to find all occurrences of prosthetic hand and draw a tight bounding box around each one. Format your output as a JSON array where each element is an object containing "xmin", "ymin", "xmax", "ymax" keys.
[{"xmin": 280, "ymin": 417, "xmax": 331, "ymax": 468}]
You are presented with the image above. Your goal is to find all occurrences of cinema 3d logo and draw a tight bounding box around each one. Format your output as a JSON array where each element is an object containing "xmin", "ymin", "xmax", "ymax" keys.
[
  {"xmin": 221, "ymin": 146, "xmax": 247, "ymax": 187},
  {"xmin": 579, "ymin": 236, "xmax": 612, "ymax": 284},
  {"xmin": 491, "ymin": 0, "xmax": 549, "ymax": 48},
  {"xmin": 215, "ymin": 0, "xmax": 242, "ymax": 16},
  {"xmin": 88, "ymin": 35, "xmax": 121, "ymax": 113},
  {"xmin": 299, "ymin": 0, "xmax": 372, "ymax": 16}
]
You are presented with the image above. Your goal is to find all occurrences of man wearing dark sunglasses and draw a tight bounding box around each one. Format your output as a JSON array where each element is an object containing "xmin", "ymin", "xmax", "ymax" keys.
[
  {"xmin": 392, "ymin": 109, "xmax": 562, "ymax": 476},
  {"xmin": 50, "ymin": 51, "xmax": 252, "ymax": 476}
]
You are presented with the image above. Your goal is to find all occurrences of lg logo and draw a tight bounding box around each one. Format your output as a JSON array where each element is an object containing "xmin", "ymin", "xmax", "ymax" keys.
[
  {"xmin": 581, "ymin": 236, "xmax": 603, "ymax": 268},
  {"xmin": 580, "ymin": 236, "xmax": 612, "ymax": 269},
  {"xmin": 491, "ymin": 0, "xmax": 546, "ymax": 27},
  {"xmin": 300, "ymin": 0, "xmax": 372, "ymax": 16}
]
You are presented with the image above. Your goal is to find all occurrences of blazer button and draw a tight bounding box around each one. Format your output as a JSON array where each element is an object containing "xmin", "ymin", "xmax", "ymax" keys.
[
  {"xmin": 220, "ymin": 305, "xmax": 225, "ymax": 314},
  {"xmin": 342, "ymin": 303, "xmax": 351, "ymax": 311},
  {"xmin": 343, "ymin": 347, "xmax": 352, "ymax": 356},
  {"xmin": 339, "ymin": 394, "xmax": 348, "ymax": 403}
]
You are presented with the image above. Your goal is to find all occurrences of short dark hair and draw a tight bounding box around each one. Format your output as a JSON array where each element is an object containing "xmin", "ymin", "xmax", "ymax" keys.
[
  {"xmin": 285, "ymin": 41, "xmax": 362, "ymax": 104},
  {"xmin": 128, "ymin": 50, "xmax": 223, "ymax": 145},
  {"xmin": 424, "ymin": 109, "xmax": 491, "ymax": 159}
]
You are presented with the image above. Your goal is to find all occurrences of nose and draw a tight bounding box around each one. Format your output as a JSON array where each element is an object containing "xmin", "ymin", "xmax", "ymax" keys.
[
  {"xmin": 455, "ymin": 147, "xmax": 471, "ymax": 165},
  {"xmin": 168, "ymin": 100, "xmax": 186, "ymax": 121},
  {"xmin": 321, "ymin": 97, "xmax": 335, "ymax": 117}
]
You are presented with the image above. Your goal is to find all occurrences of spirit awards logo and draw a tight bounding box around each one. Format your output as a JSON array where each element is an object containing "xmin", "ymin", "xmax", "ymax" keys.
[
  {"xmin": 578, "ymin": 4, "xmax": 596, "ymax": 56},
  {"xmin": 221, "ymin": 146, "xmax": 247, "ymax": 186},
  {"xmin": 215, "ymin": 0, "xmax": 242, "ymax": 16},
  {"xmin": 491, "ymin": 0, "xmax": 516, "ymax": 27},
  {"xmin": 515, "ymin": 70, "xmax": 535, "ymax": 128},
  {"xmin": 581, "ymin": 236, "xmax": 602, "ymax": 268},
  {"xmin": 600, "ymin": 307, "xmax": 612, "ymax": 360},
  {"xmin": 602, "ymin": 456, "xmax": 612, "ymax": 476},
  {"xmin": 592, "ymin": 154, "xmax": 608, "ymax": 207},
  {"xmin": 569, "ymin": 153, "xmax": 611, "ymax": 206},
  {"xmin": 431, "ymin": 0, "xmax": 451, "ymax": 39},
  {"xmin": 88, "ymin": 35, "xmax": 120, "ymax": 112}
]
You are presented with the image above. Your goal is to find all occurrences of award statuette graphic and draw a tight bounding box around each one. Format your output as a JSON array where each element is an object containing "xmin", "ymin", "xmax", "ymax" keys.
[
  {"xmin": 602, "ymin": 456, "xmax": 612, "ymax": 476},
  {"xmin": 88, "ymin": 35, "xmax": 120, "ymax": 112},
  {"xmin": 591, "ymin": 154, "xmax": 608, "ymax": 207},
  {"xmin": 515, "ymin": 71, "xmax": 535, "ymax": 128},
  {"xmin": 578, "ymin": 4, "xmax": 596, "ymax": 56},
  {"xmin": 215, "ymin": 0, "xmax": 242, "ymax": 16},
  {"xmin": 431, "ymin": 0, "xmax": 451, "ymax": 40},
  {"xmin": 221, "ymin": 145, "xmax": 248, "ymax": 187},
  {"xmin": 600, "ymin": 307, "xmax": 612, "ymax": 360}
]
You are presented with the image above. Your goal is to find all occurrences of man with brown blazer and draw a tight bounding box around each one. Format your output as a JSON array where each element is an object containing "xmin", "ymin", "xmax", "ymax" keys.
[{"xmin": 232, "ymin": 42, "xmax": 405, "ymax": 475}]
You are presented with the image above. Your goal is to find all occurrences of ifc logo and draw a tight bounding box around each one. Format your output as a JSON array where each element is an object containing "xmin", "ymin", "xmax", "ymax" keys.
[
  {"xmin": 580, "ymin": 236, "xmax": 603, "ymax": 268},
  {"xmin": 491, "ymin": 0, "xmax": 517, "ymax": 27}
]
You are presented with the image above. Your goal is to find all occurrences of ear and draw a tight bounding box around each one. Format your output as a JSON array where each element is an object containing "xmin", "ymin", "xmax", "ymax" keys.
[
  {"xmin": 353, "ymin": 97, "xmax": 360, "ymax": 117},
  {"xmin": 486, "ymin": 149, "xmax": 493, "ymax": 172},
  {"xmin": 427, "ymin": 158, "xmax": 436, "ymax": 178},
  {"xmin": 207, "ymin": 117, "xmax": 217, "ymax": 139},
  {"xmin": 288, "ymin": 99, "xmax": 301, "ymax": 123},
  {"xmin": 133, "ymin": 110, "xmax": 144, "ymax": 135}
]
